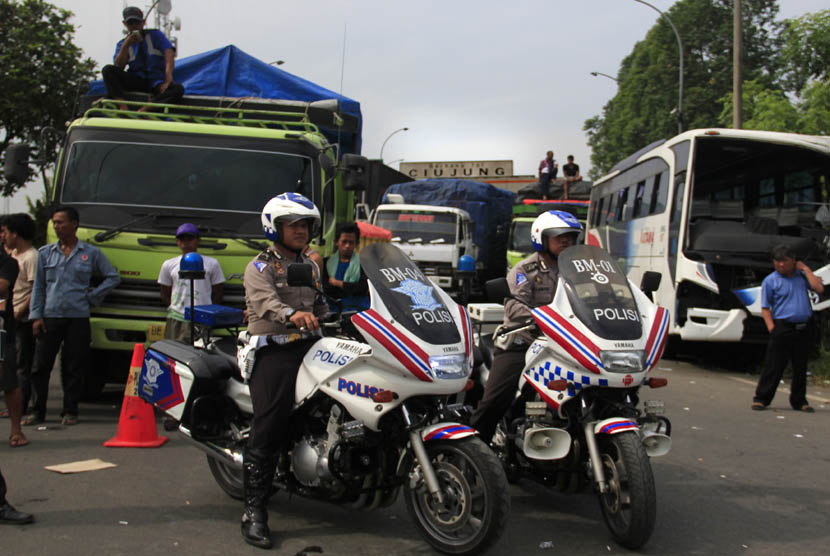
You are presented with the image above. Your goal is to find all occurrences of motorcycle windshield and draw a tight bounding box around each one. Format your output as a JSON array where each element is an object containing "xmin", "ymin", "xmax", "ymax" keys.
[
  {"xmin": 360, "ymin": 243, "xmax": 461, "ymax": 345},
  {"xmin": 557, "ymin": 245, "xmax": 642, "ymax": 340}
]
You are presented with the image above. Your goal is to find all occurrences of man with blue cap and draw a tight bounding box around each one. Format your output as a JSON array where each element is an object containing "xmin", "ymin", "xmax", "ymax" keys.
[{"xmin": 157, "ymin": 223, "xmax": 225, "ymax": 342}]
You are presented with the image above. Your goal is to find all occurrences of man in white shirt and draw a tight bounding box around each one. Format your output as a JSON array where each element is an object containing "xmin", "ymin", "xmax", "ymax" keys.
[{"xmin": 158, "ymin": 223, "xmax": 225, "ymax": 342}]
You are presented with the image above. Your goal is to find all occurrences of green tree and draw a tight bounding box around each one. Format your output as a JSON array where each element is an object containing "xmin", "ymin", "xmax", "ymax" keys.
[
  {"xmin": 718, "ymin": 10, "xmax": 829, "ymax": 135},
  {"xmin": 584, "ymin": 0, "xmax": 781, "ymax": 179},
  {"xmin": 0, "ymin": 0, "xmax": 96, "ymax": 196}
]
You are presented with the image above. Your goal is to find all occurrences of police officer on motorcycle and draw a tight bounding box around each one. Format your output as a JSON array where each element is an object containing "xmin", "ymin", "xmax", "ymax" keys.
[
  {"xmin": 241, "ymin": 193, "xmax": 328, "ymax": 548},
  {"xmin": 471, "ymin": 210, "xmax": 583, "ymax": 443}
]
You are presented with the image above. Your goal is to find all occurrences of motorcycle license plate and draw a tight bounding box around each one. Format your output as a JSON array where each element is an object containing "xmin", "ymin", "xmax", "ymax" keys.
[
  {"xmin": 147, "ymin": 323, "xmax": 166, "ymax": 342},
  {"xmin": 644, "ymin": 399, "xmax": 665, "ymax": 416}
]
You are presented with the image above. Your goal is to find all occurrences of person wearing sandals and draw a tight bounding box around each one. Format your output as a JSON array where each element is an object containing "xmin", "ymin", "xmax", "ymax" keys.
[
  {"xmin": 752, "ymin": 244, "xmax": 824, "ymax": 413},
  {"xmin": 0, "ymin": 241, "xmax": 26, "ymax": 447}
]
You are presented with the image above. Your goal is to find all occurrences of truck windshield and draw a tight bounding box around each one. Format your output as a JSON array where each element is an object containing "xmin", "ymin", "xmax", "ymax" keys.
[
  {"xmin": 57, "ymin": 128, "xmax": 318, "ymax": 234},
  {"xmin": 375, "ymin": 211, "xmax": 457, "ymax": 243},
  {"xmin": 510, "ymin": 220, "xmax": 533, "ymax": 252}
]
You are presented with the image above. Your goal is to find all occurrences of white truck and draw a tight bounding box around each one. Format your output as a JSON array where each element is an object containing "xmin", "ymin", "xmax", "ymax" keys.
[{"xmin": 372, "ymin": 202, "xmax": 476, "ymax": 291}]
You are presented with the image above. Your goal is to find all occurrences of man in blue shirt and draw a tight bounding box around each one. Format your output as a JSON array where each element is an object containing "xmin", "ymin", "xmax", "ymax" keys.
[
  {"xmin": 101, "ymin": 6, "xmax": 184, "ymax": 111},
  {"xmin": 322, "ymin": 222, "xmax": 369, "ymax": 312},
  {"xmin": 22, "ymin": 207, "xmax": 120, "ymax": 426},
  {"xmin": 752, "ymin": 244, "xmax": 824, "ymax": 413}
]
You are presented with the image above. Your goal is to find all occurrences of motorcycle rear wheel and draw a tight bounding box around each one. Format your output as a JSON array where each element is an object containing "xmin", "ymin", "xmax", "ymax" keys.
[
  {"xmin": 207, "ymin": 455, "xmax": 244, "ymax": 500},
  {"xmin": 404, "ymin": 437, "xmax": 509, "ymax": 555},
  {"xmin": 597, "ymin": 431, "xmax": 656, "ymax": 549}
]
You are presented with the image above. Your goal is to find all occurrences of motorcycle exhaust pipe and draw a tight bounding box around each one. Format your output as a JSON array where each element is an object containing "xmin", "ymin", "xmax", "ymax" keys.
[
  {"xmin": 641, "ymin": 430, "xmax": 672, "ymax": 457},
  {"xmin": 517, "ymin": 427, "xmax": 571, "ymax": 460},
  {"xmin": 179, "ymin": 427, "xmax": 244, "ymax": 470}
]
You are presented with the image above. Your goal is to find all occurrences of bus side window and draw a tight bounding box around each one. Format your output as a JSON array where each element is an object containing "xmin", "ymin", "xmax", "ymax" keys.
[
  {"xmin": 633, "ymin": 180, "xmax": 647, "ymax": 218},
  {"xmin": 606, "ymin": 193, "xmax": 618, "ymax": 224},
  {"xmin": 650, "ymin": 171, "xmax": 669, "ymax": 214},
  {"xmin": 593, "ymin": 197, "xmax": 605, "ymax": 226},
  {"xmin": 617, "ymin": 187, "xmax": 630, "ymax": 221}
]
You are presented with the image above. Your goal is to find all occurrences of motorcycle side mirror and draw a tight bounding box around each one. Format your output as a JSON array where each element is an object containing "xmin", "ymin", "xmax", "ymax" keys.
[
  {"xmin": 640, "ymin": 271, "xmax": 662, "ymax": 301},
  {"xmin": 287, "ymin": 263, "xmax": 315, "ymax": 288},
  {"xmin": 485, "ymin": 277, "xmax": 510, "ymax": 303}
]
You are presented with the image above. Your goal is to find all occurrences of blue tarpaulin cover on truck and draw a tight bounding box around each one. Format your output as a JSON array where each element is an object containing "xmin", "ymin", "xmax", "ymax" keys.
[
  {"xmin": 382, "ymin": 179, "xmax": 516, "ymax": 274},
  {"xmin": 87, "ymin": 45, "xmax": 362, "ymax": 154}
]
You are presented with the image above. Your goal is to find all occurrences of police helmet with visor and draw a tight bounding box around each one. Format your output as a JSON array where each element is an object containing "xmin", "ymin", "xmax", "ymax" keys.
[
  {"xmin": 261, "ymin": 193, "xmax": 321, "ymax": 242},
  {"xmin": 531, "ymin": 210, "xmax": 583, "ymax": 252}
]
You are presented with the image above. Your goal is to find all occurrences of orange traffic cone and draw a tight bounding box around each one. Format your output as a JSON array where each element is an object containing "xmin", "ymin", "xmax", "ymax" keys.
[{"xmin": 104, "ymin": 343, "xmax": 168, "ymax": 448}]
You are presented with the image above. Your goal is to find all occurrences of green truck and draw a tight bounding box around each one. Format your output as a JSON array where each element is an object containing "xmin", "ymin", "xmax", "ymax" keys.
[{"xmin": 5, "ymin": 94, "xmax": 367, "ymax": 397}]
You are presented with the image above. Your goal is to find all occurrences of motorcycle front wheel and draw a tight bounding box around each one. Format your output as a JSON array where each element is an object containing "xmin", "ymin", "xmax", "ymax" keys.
[
  {"xmin": 206, "ymin": 455, "xmax": 244, "ymax": 500},
  {"xmin": 597, "ymin": 431, "xmax": 656, "ymax": 549},
  {"xmin": 404, "ymin": 437, "xmax": 509, "ymax": 555}
]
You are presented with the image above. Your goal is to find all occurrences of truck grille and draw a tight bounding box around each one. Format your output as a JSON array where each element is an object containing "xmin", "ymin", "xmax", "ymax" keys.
[{"xmin": 96, "ymin": 278, "xmax": 246, "ymax": 311}]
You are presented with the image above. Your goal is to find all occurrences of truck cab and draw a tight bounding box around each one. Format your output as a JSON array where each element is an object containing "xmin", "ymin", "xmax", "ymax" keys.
[{"xmin": 371, "ymin": 203, "xmax": 477, "ymax": 291}]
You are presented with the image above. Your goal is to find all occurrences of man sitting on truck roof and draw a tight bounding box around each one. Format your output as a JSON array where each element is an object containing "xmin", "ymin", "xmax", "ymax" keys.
[{"xmin": 101, "ymin": 6, "xmax": 184, "ymax": 111}]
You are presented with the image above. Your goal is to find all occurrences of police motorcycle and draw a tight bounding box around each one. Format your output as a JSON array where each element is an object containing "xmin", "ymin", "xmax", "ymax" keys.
[
  {"xmin": 469, "ymin": 243, "xmax": 672, "ymax": 549},
  {"xmin": 137, "ymin": 241, "xmax": 509, "ymax": 555}
]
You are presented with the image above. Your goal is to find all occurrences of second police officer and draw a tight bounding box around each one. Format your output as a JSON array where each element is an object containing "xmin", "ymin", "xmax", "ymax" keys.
[
  {"xmin": 471, "ymin": 210, "xmax": 583, "ymax": 443},
  {"xmin": 240, "ymin": 193, "xmax": 328, "ymax": 549}
]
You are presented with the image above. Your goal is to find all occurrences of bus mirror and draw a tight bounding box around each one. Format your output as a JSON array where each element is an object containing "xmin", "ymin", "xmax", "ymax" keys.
[
  {"xmin": 640, "ymin": 271, "xmax": 661, "ymax": 300},
  {"xmin": 485, "ymin": 277, "xmax": 510, "ymax": 303},
  {"xmin": 3, "ymin": 144, "xmax": 31, "ymax": 185},
  {"xmin": 341, "ymin": 154, "xmax": 368, "ymax": 191}
]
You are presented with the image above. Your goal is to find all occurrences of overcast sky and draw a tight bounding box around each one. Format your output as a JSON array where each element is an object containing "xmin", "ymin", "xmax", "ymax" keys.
[{"xmin": 5, "ymin": 0, "xmax": 826, "ymax": 213}]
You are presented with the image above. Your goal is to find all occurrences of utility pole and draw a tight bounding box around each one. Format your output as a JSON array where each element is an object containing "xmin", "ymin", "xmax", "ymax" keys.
[{"xmin": 733, "ymin": 0, "xmax": 742, "ymax": 129}]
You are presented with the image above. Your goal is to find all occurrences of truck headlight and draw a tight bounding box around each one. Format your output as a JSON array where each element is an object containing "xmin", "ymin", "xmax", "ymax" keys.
[
  {"xmin": 428, "ymin": 354, "xmax": 469, "ymax": 379},
  {"xmin": 599, "ymin": 350, "xmax": 646, "ymax": 373}
]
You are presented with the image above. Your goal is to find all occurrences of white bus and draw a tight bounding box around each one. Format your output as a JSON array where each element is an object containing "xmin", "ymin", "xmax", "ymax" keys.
[{"xmin": 585, "ymin": 128, "xmax": 830, "ymax": 343}]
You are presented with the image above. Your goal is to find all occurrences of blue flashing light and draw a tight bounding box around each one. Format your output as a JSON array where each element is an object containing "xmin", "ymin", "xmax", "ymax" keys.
[{"xmin": 458, "ymin": 254, "xmax": 476, "ymax": 273}]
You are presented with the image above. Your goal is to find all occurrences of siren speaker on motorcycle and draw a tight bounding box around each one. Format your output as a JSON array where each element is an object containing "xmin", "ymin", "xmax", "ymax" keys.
[
  {"xmin": 520, "ymin": 427, "xmax": 571, "ymax": 460},
  {"xmin": 641, "ymin": 431, "xmax": 671, "ymax": 457}
]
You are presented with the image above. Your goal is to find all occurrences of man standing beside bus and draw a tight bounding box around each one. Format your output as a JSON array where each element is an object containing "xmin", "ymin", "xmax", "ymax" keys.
[
  {"xmin": 752, "ymin": 244, "xmax": 824, "ymax": 413},
  {"xmin": 23, "ymin": 207, "xmax": 120, "ymax": 426}
]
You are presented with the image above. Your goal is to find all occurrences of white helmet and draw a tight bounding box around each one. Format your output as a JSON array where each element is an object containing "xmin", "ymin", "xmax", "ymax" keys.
[
  {"xmin": 531, "ymin": 210, "xmax": 583, "ymax": 252},
  {"xmin": 261, "ymin": 192, "xmax": 321, "ymax": 242}
]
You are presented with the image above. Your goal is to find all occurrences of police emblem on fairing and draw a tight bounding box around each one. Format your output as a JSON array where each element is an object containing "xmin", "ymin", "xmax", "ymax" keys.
[{"xmin": 392, "ymin": 279, "xmax": 441, "ymax": 311}]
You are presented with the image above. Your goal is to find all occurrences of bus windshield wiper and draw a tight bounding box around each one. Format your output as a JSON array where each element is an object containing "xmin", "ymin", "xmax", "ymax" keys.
[
  {"xmin": 199, "ymin": 225, "xmax": 267, "ymax": 251},
  {"xmin": 94, "ymin": 213, "xmax": 161, "ymax": 242}
]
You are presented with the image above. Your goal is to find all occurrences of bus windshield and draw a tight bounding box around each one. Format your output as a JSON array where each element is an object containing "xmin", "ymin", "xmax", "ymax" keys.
[{"xmin": 375, "ymin": 210, "xmax": 458, "ymax": 243}]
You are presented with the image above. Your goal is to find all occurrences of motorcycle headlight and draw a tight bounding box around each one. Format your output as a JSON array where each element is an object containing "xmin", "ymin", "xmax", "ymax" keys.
[
  {"xmin": 428, "ymin": 354, "xmax": 470, "ymax": 379},
  {"xmin": 599, "ymin": 350, "xmax": 646, "ymax": 373}
]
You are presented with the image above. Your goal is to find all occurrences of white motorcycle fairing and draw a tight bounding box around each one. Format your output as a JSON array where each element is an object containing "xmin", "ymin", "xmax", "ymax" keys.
[
  {"xmin": 294, "ymin": 244, "xmax": 475, "ymax": 431},
  {"xmin": 518, "ymin": 270, "xmax": 670, "ymax": 414}
]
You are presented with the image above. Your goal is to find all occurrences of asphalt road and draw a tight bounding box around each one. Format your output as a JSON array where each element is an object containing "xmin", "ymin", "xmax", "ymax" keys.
[{"xmin": 1, "ymin": 358, "xmax": 829, "ymax": 556}]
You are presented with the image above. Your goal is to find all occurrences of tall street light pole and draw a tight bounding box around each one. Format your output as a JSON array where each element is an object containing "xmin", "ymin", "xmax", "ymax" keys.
[
  {"xmin": 633, "ymin": 0, "xmax": 684, "ymax": 133},
  {"xmin": 380, "ymin": 127, "xmax": 408, "ymax": 162},
  {"xmin": 590, "ymin": 71, "xmax": 619, "ymax": 83},
  {"xmin": 733, "ymin": 0, "xmax": 742, "ymax": 129}
]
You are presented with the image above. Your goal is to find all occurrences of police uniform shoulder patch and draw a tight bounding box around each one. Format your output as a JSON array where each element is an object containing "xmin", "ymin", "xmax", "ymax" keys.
[
  {"xmin": 516, "ymin": 272, "xmax": 528, "ymax": 286},
  {"xmin": 254, "ymin": 261, "xmax": 267, "ymax": 273}
]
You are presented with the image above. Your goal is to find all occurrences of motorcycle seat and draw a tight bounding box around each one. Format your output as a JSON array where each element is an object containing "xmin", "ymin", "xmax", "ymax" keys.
[
  {"xmin": 205, "ymin": 336, "xmax": 244, "ymax": 382},
  {"xmin": 149, "ymin": 339, "xmax": 236, "ymax": 381}
]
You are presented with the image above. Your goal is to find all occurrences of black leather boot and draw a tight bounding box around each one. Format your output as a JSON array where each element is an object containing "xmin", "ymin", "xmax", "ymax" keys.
[{"xmin": 241, "ymin": 450, "xmax": 276, "ymax": 549}]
